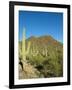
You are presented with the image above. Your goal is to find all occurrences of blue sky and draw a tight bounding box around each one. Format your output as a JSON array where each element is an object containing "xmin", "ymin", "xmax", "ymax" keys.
[{"xmin": 19, "ymin": 11, "xmax": 63, "ymax": 43}]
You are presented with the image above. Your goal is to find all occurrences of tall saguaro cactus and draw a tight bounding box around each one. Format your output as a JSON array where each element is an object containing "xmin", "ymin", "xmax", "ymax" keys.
[
  {"xmin": 22, "ymin": 28, "xmax": 26, "ymax": 61},
  {"xmin": 21, "ymin": 28, "xmax": 31, "ymax": 61}
]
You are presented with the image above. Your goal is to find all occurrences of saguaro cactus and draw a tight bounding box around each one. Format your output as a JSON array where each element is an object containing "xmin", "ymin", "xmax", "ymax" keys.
[
  {"xmin": 20, "ymin": 28, "xmax": 31, "ymax": 61},
  {"xmin": 22, "ymin": 28, "xmax": 26, "ymax": 61}
]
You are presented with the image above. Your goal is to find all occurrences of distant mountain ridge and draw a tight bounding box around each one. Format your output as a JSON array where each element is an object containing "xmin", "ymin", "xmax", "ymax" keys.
[{"xmin": 26, "ymin": 35, "xmax": 63, "ymax": 49}]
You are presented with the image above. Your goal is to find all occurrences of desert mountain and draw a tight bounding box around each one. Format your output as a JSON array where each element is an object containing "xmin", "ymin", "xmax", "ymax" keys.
[{"xmin": 19, "ymin": 35, "xmax": 63, "ymax": 78}]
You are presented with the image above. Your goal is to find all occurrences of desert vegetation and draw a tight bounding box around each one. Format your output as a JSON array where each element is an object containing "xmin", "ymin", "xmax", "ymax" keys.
[{"xmin": 19, "ymin": 34, "xmax": 63, "ymax": 79}]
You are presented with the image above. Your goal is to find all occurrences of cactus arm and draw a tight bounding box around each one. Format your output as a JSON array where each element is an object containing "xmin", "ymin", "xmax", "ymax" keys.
[{"xmin": 26, "ymin": 41, "xmax": 31, "ymax": 55}]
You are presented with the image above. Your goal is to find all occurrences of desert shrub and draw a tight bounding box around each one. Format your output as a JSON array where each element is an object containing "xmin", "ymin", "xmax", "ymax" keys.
[
  {"xmin": 35, "ymin": 64, "xmax": 44, "ymax": 71},
  {"xmin": 26, "ymin": 47, "xmax": 63, "ymax": 78}
]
